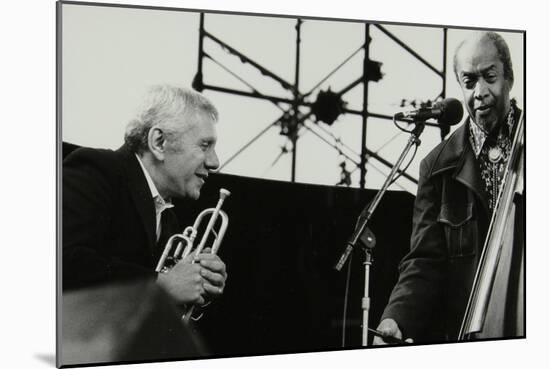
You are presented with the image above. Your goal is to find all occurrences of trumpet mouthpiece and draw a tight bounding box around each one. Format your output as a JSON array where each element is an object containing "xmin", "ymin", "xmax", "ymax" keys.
[{"xmin": 219, "ymin": 188, "xmax": 231, "ymax": 199}]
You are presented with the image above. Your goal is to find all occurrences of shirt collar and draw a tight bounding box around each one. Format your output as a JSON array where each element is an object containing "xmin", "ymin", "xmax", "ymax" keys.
[
  {"xmin": 134, "ymin": 154, "xmax": 174, "ymax": 214},
  {"xmin": 468, "ymin": 104, "xmax": 515, "ymax": 158}
]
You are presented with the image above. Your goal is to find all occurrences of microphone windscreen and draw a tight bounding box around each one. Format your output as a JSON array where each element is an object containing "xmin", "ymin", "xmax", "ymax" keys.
[{"xmin": 437, "ymin": 98, "xmax": 464, "ymax": 126}]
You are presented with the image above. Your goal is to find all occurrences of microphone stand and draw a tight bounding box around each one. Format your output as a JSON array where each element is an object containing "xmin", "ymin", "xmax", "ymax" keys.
[{"xmin": 335, "ymin": 120, "xmax": 425, "ymax": 347}]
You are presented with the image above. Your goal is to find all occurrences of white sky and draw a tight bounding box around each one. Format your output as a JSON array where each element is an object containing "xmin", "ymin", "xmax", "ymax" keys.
[{"xmin": 61, "ymin": 4, "xmax": 524, "ymax": 194}]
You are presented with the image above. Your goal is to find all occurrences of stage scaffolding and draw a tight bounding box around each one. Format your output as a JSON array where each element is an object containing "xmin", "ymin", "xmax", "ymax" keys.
[{"xmin": 192, "ymin": 13, "xmax": 450, "ymax": 189}]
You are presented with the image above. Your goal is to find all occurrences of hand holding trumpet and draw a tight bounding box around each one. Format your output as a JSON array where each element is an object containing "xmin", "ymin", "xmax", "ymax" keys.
[
  {"xmin": 156, "ymin": 249, "xmax": 227, "ymax": 305},
  {"xmin": 155, "ymin": 188, "xmax": 230, "ymax": 317},
  {"xmin": 196, "ymin": 247, "xmax": 227, "ymax": 298}
]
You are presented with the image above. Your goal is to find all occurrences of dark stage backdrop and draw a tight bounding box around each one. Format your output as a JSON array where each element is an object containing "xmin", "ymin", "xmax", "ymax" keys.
[
  {"xmin": 175, "ymin": 173, "xmax": 414, "ymax": 356},
  {"xmin": 62, "ymin": 143, "xmax": 414, "ymax": 357}
]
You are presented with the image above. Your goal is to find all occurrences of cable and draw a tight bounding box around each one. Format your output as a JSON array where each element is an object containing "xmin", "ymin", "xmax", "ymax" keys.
[
  {"xmin": 219, "ymin": 121, "xmax": 278, "ymax": 171},
  {"xmin": 341, "ymin": 251, "xmax": 353, "ymax": 347},
  {"xmin": 392, "ymin": 115, "xmax": 415, "ymax": 133},
  {"xmin": 388, "ymin": 139, "xmax": 419, "ymax": 187},
  {"xmin": 302, "ymin": 121, "xmax": 361, "ymax": 167},
  {"xmin": 315, "ymin": 122, "xmax": 363, "ymax": 159},
  {"xmin": 260, "ymin": 145, "xmax": 288, "ymax": 177},
  {"xmin": 205, "ymin": 53, "xmax": 261, "ymax": 94},
  {"xmin": 373, "ymin": 130, "xmax": 405, "ymax": 153},
  {"xmin": 303, "ymin": 44, "xmax": 364, "ymax": 99},
  {"xmin": 348, "ymin": 161, "xmax": 408, "ymax": 192}
]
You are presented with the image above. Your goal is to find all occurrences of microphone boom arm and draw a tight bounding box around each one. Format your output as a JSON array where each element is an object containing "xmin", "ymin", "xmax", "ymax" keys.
[{"xmin": 335, "ymin": 121, "xmax": 425, "ymax": 271}]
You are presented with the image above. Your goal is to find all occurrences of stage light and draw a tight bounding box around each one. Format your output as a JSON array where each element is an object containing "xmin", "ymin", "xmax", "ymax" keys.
[
  {"xmin": 312, "ymin": 88, "xmax": 347, "ymax": 126},
  {"xmin": 365, "ymin": 59, "xmax": 383, "ymax": 82}
]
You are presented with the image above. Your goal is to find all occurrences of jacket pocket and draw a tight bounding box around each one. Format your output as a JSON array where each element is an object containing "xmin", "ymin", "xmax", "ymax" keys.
[{"xmin": 437, "ymin": 202, "xmax": 477, "ymax": 257}]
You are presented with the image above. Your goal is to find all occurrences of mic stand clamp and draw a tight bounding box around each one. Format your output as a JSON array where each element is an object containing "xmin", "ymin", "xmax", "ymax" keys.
[{"xmin": 334, "ymin": 119, "xmax": 425, "ymax": 346}]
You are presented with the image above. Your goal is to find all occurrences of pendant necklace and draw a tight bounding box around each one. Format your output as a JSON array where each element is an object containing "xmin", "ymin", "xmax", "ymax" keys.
[{"xmin": 488, "ymin": 146, "xmax": 503, "ymax": 163}]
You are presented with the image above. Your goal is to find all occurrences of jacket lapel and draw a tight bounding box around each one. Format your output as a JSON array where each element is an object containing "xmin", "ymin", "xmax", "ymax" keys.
[
  {"xmin": 154, "ymin": 208, "xmax": 179, "ymax": 262},
  {"xmin": 453, "ymin": 140, "xmax": 490, "ymax": 217},
  {"xmin": 117, "ymin": 145, "xmax": 157, "ymax": 254},
  {"xmin": 431, "ymin": 121, "xmax": 490, "ymax": 217}
]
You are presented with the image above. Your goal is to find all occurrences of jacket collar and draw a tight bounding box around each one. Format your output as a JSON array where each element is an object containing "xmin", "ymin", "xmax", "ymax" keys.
[
  {"xmin": 429, "ymin": 119, "xmax": 489, "ymax": 216},
  {"xmin": 117, "ymin": 144, "xmax": 157, "ymax": 253}
]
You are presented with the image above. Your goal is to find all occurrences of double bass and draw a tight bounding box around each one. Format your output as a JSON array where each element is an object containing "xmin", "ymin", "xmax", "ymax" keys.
[{"xmin": 458, "ymin": 111, "xmax": 525, "ymax": 340}]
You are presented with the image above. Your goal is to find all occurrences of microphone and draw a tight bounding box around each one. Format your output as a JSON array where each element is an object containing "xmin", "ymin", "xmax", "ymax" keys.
[{"xmin": 395, "ymin": 98, "xmax": 464, "ymax": 126}]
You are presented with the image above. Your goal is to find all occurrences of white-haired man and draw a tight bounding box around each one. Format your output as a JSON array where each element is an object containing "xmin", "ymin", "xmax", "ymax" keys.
[{"xmin": 63, "ymin": 85, "xmax": 227, "ymax": 307}]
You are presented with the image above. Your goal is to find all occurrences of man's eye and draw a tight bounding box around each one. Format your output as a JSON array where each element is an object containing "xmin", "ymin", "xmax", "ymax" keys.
[{"xmin": 462, "ymin": 78, "xmax": 474, "ymax": 88}]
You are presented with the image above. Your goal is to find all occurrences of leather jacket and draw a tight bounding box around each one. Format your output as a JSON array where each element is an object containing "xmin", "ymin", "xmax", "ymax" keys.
[{"xmin": 381, "ymin": 119, "xmax": 492, "ymax": 342}]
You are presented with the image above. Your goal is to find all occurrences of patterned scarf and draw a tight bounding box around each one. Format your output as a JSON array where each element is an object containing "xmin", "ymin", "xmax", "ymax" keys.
[{"xmin": 469, "ymin": 102, "xmax": 517, "ymax": 212}]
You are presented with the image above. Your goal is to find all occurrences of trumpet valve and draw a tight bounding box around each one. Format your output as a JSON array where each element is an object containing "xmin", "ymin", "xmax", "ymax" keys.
[{"xmin": 158, "ymin": 256, "xmax": 181, "ymax": 273}]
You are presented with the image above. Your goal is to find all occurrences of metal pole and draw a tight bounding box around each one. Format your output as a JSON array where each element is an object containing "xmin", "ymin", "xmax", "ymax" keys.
[
  {"xmin": 362, "ymin": 251, "xmax": 373, "ymax": 346},
  {"xmin": 360, "ymin": 24, "xmax": 370, "ymax": 189},
  {"xmin": 442, "ymin": 28, "xmax": 447, "ymax": 97},
  {"xmin": 291, "ymin": 19, "xmax": 302, "ymax": 182},
  {"xmin": 374, "ymin": 24, "xmax": 444, "ymax": 78},
  {"xmin": 440, "ymin": 28, "xmax": 449, "ymax": 140},
  {"xmin": 192, "ymin": 13, "xmax": 205, "ymax": 92},
  {"xmin": 198, "ymin": 14, "xmax": 204, "ymax": 73}
]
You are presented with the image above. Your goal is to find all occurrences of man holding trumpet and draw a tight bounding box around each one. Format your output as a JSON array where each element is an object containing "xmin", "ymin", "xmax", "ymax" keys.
[{"xmin": 63, "ymin": 85, "xmax": 227, "ymax": 307}]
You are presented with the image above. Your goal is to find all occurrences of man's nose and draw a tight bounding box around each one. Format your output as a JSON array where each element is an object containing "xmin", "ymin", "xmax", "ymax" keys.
[
  {"xmin": 206, "ymin": 150, "xmax": 220, "ymax": 171},
  {"xmin": 474, "ymin": 79, "xmax": 490, "ymax": 100}
]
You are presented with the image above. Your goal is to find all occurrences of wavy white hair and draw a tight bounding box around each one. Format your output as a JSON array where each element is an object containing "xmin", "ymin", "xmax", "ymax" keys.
[{"xmin": 124, "ymin": 85, "xmax": 218, "ymax": 154}]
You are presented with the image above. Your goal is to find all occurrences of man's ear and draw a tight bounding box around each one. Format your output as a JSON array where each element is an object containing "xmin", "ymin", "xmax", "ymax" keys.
[{"xmin": 147, "ymin": 126, "xmax": 166, "ymax": 161}]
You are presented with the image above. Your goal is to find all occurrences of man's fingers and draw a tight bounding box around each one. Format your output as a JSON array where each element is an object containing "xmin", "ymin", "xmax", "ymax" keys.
[
  {"xmin": 203, "ymin": 282, "xmax": 223, "ymax": 295},
  {"xmin": 378, "ymin": 326, "xmax": 394, "ymax": 335},
  {"xmin": 200, "ymin": 268, "xmax": 225, "ymax": 286},
  {"xmin": 372, "ymin": 337, "xmax": 388, "ymax": 346},
  {"xmin": 194, "ymin": 294, "xmax": 205, "ymax": 306},
  {"xmin": 199, "ymin": 260, "xmax": 226, "ymax": 277},
  {"xmin": 372, "ymin": 318, "xmax": 406, "ymax": 345}
]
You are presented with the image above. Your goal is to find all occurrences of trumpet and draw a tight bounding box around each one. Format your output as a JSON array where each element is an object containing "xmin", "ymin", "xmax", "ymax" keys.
[
  {"xmin": 155, "ymin": 188, "xmax": 231, "ymax": 273},
  {"xmin": 155, "ymin": 188, "xmax": 230, "ymax": 322}
]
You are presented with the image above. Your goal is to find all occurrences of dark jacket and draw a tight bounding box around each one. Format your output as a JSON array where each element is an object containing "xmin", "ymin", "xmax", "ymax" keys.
[
  {"xmin": 381, "ymin": 120, "xmax": 491, "ymax": 342},
  {"xmin": 62, "ymin": 145, "xmax": 178, "ymax": 290}
]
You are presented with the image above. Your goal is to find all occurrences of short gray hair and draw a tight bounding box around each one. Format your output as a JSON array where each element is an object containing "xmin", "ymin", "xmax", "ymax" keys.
[
  {"xmin": 453, "ymin": 31, "xmax": 514, "ymax": 85},
  {"xmin": 124, "ymin": 85, "xmax": 219, "ymax": 154}
]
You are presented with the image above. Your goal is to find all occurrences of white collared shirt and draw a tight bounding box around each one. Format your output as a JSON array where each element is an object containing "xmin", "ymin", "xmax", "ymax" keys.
[{"xmin": 135, "ymin": 154, "xmax": 174, "ymax": 241}]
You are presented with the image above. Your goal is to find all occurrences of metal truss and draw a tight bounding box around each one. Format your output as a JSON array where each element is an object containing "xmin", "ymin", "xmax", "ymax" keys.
[{"xmin": 192, "ymin": 13, "xmax": 449, "ymax": 189}]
